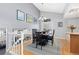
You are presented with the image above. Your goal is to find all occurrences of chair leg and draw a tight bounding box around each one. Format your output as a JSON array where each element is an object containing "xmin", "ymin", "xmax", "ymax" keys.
[
  {"xmin": 41, "ymin": 46, "xmax": 42, "ymax": 50},
  {"xmin": 41, "ymin": 42, "xmax": 42, "ymax": 50},
  {"xmin": 52, "ymin": 40, "xmax": 54, "ymax": 46},
  {"xmin": 36, "ymin": 45, "xmax": 37, "ymax": 48},
  {"xmin": 52, "ymin": 42, "xmax": 53, "ymax": 46},
  {"xmin": 36, "ymin": 43, "xmax": 38, "ymax": 48}
]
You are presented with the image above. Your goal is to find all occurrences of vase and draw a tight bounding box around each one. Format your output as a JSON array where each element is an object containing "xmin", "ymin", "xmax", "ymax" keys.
[{"xmin": 71, "ymin": 29, "xmax": 74, "ymax": 32}]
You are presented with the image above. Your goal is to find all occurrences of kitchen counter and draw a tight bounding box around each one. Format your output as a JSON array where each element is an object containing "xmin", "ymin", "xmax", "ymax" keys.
[{"xmin": 66, "ymin": 32, "xmax": 79, "ymax": 35}]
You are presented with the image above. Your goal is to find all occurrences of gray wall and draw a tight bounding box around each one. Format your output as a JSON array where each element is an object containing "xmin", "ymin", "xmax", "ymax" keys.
[
  {"xmin": 40, "ymin": 12, "xmax": 66, "ymax": 38},
  {"xmin": 0, "ymin": 3, "xmax": 40, "ymax": 29},
  {"xmin": 0, "ymin": 3, "xmax": 40, "ymax": 50}
]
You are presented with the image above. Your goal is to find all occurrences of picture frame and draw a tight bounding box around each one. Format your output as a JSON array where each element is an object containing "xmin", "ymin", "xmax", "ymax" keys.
[
  {"xmin": 58, "ymin": 22, "xmax": 63, "ymax": 27},
  {"xmin": 17, "ymin": 10, "xmax": 25, "ymax": 21},
  {"xmin": 33, "ymin": 17, "xmax": 37, "ymax": 24},
  {"xmin": 26, "ymin": 14, "xmax": 33, "ymax": 23}
]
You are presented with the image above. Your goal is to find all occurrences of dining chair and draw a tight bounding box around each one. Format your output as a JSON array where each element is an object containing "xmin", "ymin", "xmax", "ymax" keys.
[
  {"xmin": 51, "ymin": 29, "xmax": 55, "ymax": 46},
  {"xmin": 32, "ymin": 29, "xmax": 37, "ymax": 43},
  {"xmin": 35, "ymin": 32, "xmax": 48, "ymax": 50}
]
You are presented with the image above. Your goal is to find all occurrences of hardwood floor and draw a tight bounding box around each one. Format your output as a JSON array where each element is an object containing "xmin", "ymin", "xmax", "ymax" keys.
[
  {"xmin": 60, "ymin": 39, "xmax": 73, "ymax": 55},
  {"xmin": 9, "ymin": 39, "xmax": 75, "ymax": 55},
  {"xmin": 24, "ymin": 39, "xmax": 72, "ymax": 55},
  {"xmin": 23, "ymin": 49, "xmax": 33, "ymax": 55},
  {"xmin": 23, "ymin": 40, "xmax": 33, "ymax": 55}
]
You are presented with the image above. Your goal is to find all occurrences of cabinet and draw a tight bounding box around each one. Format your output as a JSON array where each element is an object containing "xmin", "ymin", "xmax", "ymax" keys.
[{"xmin": 70, "ymin": 33, "xmax": 79, "ymax": 54}]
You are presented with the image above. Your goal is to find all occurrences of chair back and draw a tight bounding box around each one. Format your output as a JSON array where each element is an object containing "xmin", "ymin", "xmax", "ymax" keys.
[
  {"xmin": 52, "ymin": 29, "xmax": 55, "ymax": 40},
  {"xmin": 50, "ymin": 29, "xmax": 55, "ymax": 45}
]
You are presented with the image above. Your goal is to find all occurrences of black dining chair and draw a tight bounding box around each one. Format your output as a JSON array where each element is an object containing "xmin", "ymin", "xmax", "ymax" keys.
[
  {"xmin": 35, "ymin": 32, "xmax": 48, "ymax": 50},
  {"xmin": 35, "ymin": 32, "xmax": 41, "ymax": 49},
  {"xmin": 51, "ymin": 29, "xmax": 55, "ymax": 46},
  {"xmin": 47, "ymin": 29, "xmax": 55, "ymax": 46},
  {"xmin": 32, "ymin": 29, "xmax": 37, "ymax": 43}
]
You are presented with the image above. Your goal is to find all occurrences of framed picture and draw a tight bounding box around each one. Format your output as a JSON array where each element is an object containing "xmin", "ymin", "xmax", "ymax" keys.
[
  {"xmin": 33, "ymin": 17, "xmax": 37, "ymax": 24},
  {"xmin": 26, "ymin": 14, "xmax": 33, "ymax": 23},
  {"xmin": 58, "ymin": 22, "xmax": 63, "ymax": 27},
  {"xmin": 17, "ymin": 10, "xmax": 25, "ymax": 21}
]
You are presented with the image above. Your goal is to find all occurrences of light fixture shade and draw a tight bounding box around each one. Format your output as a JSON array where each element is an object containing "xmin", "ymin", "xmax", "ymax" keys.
[
  {"xmin": 38, "ymin": 16, "xmax": 44, "ymax": 21},
  {"xmin": 44, "ymin": 19, "xmax": 51, "ymax": 22},
  {"xmin": 38, "ymin": 16, "xmax": 51, "ymax": 22}
]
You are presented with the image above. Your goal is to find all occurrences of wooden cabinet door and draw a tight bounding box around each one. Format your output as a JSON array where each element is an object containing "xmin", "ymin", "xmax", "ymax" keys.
[{"xmin": 70, "ymin": 34, "xmax": 79, "ymax": 54}]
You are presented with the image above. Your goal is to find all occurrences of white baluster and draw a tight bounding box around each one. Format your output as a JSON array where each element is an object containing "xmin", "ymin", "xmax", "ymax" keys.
[{"xmin": 21, "ymin": 32, "xmax": 24, "ymax": 55}]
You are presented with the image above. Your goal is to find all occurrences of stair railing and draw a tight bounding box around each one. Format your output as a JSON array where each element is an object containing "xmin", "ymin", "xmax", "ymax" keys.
[{"xmin": 7, "ymin": 32, "xmax": 24, "ymax": 55}]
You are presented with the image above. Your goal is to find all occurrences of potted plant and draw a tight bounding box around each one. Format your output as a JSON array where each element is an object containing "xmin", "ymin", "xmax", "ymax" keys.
[{"xmin": 67, "ymin": 24, "xmax": 76, "ymax": 32}]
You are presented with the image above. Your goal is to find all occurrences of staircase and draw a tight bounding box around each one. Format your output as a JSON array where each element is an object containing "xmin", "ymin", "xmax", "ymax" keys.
[{"xmin": 7, "ymin": 32, "xmax": 24, "ymax": 55}]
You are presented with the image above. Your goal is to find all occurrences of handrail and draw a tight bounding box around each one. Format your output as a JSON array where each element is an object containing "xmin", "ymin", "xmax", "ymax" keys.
[
  {"xmin": 7, "ymin": 32, "xmax": 32, "ymax": 55},
  {"xmin": 7, "ymin": 32, "xmax": 24, "ymax": 55}
]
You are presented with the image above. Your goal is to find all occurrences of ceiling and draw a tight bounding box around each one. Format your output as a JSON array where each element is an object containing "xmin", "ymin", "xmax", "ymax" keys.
[
  {"xmin": 33, "ymin": 3, "xmax": 67, "ymax": 14},
  {"xmin": 64, "ymin": 3, "xmax": 79, "ymax": 18}
]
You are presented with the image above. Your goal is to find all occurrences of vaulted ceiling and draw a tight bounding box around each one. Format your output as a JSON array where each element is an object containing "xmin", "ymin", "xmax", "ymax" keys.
[
  {"xmin": 33, "ymin": 3, "xmax": 67, "ymax": 14},
  {"xmin": 33, "ymin": 3, "xmax": 79, "ymax": 18}
]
